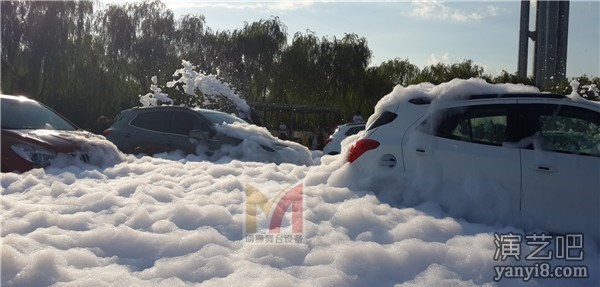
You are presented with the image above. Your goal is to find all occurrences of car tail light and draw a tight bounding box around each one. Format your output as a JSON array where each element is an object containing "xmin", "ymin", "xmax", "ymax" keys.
[
  {"xmin": 348, "ymin": 139, "xmax": 380, "ymax": 163},
  {"xmin": 324, "ymin": 136, "xmax": 333, "ymax": 146},
  {"xmin": 102, "ymin": 129, "xmax": 112, "ymax": 137}
]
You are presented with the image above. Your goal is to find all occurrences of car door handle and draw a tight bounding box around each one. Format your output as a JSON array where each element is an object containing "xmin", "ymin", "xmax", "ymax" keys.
[
  {"xmin": 416, "ymin": 148, "xmax": 428, "ymax": 154},
  {"xmin": 123, "ymin": 132, "xmax": 131, "ymax": 138},
  {"xmin": 379, "ymin": 154, "xmax": 397, "ymax": 168},
  {"xmin": 536, "ymin": 165, "xmax": 558, "ymax": 173}
]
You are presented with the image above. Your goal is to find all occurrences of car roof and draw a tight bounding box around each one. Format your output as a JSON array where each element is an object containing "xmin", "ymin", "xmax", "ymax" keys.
[
  {"xmin": 124, "ymin": 105, "xmax": 229, "ymax": 114},
  {"xmin": 340, "ymin": 122, "xmax": 366, "ymax": 127},
  {"xmin": 407, "ymin": 92, "xmax": 567, "ymax": 105},
  {"xmin": 1, "ymin": 94, "xmax": 38, "ymax": 102},
  {"xmin": 468, "ymin": 93, "xmax": 566, "ymax": 100}
]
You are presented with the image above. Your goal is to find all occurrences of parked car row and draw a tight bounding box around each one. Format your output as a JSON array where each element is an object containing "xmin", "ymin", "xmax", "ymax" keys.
[
  {"xmin": 3, "ymin": 82, "xmax": 599, "ymax": 240},
  {"xmin": 1, "ymin": 94, "xmax": 313, "ymax": 173}
]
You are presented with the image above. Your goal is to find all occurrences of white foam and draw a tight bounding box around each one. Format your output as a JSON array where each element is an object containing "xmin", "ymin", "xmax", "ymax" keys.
[{"xmin": 2, "ymin": 78, "xmax": 598, "ymax": 286}]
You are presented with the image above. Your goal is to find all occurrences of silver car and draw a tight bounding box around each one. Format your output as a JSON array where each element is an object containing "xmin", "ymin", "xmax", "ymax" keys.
[
  {"xmin": 103, "ymin": 106, "xmax": 313, "ymax": 165},
  {"xmin": 104, "ymin": 106, "xmax": 248, "ymax": 155}
]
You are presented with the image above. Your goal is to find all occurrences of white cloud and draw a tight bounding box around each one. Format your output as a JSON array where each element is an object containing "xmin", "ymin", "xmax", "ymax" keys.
[
  {"xmin": 411, "ymin": 0, "xmax": 500, "ymax": 22},
  {"xmin": 487, "ymin": 5, "xmax": 499, "ymax": 17},
  {"xmin": 163, "ymin": 0, "xmax": 314, "ymax": 12},
  {"xmin": 428, "ymin": 52, "xmax": 489, "ymax": 71},
  {"xmin": 428, "ymin": 52, "xmax": 452, "ymax": 65}
]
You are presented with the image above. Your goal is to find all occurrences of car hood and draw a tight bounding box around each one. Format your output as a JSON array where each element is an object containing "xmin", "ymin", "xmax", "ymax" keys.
[
  {"xmin": 4, "ymin": 129, "xmax": 104, "ymax": 152},
  {"xmin": 212, "ymin": 122, "xmax": 314, "ymax": 166}
]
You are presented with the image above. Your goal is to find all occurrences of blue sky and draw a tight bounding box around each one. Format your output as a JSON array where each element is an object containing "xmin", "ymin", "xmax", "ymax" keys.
[{"xmin": 160, "ymin": 1, "xmax": 599, "ymax": 78}]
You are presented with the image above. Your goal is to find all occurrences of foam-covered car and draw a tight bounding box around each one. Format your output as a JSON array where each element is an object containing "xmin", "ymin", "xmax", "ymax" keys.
[
  {"xmin": 104, "ymin": 106, "xmax": 313, "ymax": 165},
  {"xmin": 348, "ymin": 79, "xmax": 600, "ymax": 239},
  {"xmin": 1, "ymin": 95, "xmax": 120, "ymax": 173}
]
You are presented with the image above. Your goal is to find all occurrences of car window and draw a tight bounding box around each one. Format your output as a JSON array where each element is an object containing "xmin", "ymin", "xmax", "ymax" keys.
[
  {"xmin": 130, "ymin": 111, "xmax": 170, "ymax": 133},
  {"xmin": 536, "ymin": 105, "xmax": 600, "ymax": 156},
  {"xmin": 435, "ymin": 105, "xmax": 508, "ymax": 146},
  {"xmin": 170, "ymin": 111, "xmax": 198, "ymax": 135},
  {"xmin": 1, "ymin": 98, "xmax": 76, "ymax": 130},
  {"xmin": 344, "ymin": 126, "xmax": 364, "ymax": 136},
  {"xmin": 193, "ymin": 117, "xmax": 212, "ymax": 132},
  {"xmin": 366, "ymin": 111, "xmax": 398, "ymax": 131}
]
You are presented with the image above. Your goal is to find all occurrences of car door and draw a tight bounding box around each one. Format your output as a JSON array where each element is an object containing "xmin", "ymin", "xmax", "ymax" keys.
[
  {"xmin": 519, "ymin": 101, "xmax": 600, "ymax": 238},
  {"xmin": 168, "ymin": 111, "xmax": 205, "ymax": 154},
  {"xmin": 408, "ymin": 101, "xmax": 522, "ymax": 223},
  {"xmin": 128, "ymin": 111, "xmax": 174, "ymax": 154}
]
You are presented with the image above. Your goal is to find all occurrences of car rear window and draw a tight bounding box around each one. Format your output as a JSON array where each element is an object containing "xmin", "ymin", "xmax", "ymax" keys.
[
  {"xmin": 344, "ymin": 126, "xmax": 365, "ymax": 136},
  {"xmin": 366, "ymin": 111, "xmax": 398, "ymax": 131},
  {"xmin": 1, "ymin": 98, "xmax": 76, "ymax": 130}
]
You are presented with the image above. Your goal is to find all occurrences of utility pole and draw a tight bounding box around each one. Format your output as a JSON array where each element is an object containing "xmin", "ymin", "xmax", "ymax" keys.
[
  {"xmin": 517, "ymin": 0, "xmax": 570, "ymax": 89},
  {"xmin": 517, "ymin": 1, "xmax": 531, "ymax": 79}
]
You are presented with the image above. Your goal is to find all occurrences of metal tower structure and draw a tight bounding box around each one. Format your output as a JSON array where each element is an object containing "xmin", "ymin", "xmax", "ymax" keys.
[{"xmin": 517, "ymin": 0, "xmax": 570, "ymax": 88}]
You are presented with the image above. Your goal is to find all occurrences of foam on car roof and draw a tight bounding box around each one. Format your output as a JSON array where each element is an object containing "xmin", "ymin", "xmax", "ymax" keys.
[{"xmin": 368, "ymin": 78, "xmax": 541, "ymax": 127}]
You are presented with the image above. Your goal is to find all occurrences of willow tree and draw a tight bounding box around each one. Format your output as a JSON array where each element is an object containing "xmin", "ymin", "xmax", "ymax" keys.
[
  {"xmin": 413, "ymin": 59, "xmax": 485, "ymax": 85},
  {"xmin": 233, "ymin": 17, "xmax": 287, "ymax": 102},
  {"xmin": 0, "ymin": 1, "xmax": 98, "ymax": 126},
  {"xmin": 328, "ymin": 33, "xmax": 372, "ymax": 116},
  {"xmin": 364, "ymin": 58, "xmax": 421, "ymax": 112},
  {"xmin": 175, "ymin": 14, "xmax": 211, "ymax": 71},
  {"xmin": 97, "ymin": 0, "xmax": 177, "ymax": 95},
  {"xmin": 273, "ymin": 31, "xmax": 321, "ymax": 104}
]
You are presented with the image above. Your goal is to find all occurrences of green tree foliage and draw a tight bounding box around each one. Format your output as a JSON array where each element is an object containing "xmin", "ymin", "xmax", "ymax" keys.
[
  {"xmin": 544, "ymin": 75, "xmax": 600, "ymax": 101},
  {"xmin": 273, "ymin": 31, "xmax": 321, "ymax": 104},
  {"xmin": 175, "ymin": 15, "xmax": 209, "ymax": 69},
  {"xmin": 364, "ymin": 58, "xmax": 420, "ymax": 110},
  {"xmin": 98, "ymin": 0, "xmax": 177, "ymax": 92},
  {"xmin": 412, "ymin": 59, "xmax": 485, "ymax": 85},
  {"xmin": 491, "ymin": 70, "xmax": 534, "ymax": 85},
  {"xmin": 1, "ymin": 1, "xmax": 98, "ymax": 125},
  {"xmin": 1, "ymin": 1, "xmax": 596, "ymax": 131},
  {"xmin": 235, "ymin": 18, "xmax": 287, "ymax": 102}
]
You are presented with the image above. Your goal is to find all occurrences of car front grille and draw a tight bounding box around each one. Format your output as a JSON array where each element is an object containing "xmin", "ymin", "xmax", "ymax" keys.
[
  {"xmin": 70, "ymin": 152, "xmax": 90, "ymax": 163},
  {"xmin": 79, "ymin": 153, "xmax": 90, "ymax": 163}
]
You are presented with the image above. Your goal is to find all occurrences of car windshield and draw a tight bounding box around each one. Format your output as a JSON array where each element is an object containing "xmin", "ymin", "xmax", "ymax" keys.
[
  {"xmin": 200, "ymin": 110, "xmax": 248, "ymax": 125},
  {"xmin": 1, "ymin": 97, "xmax": 76, "ymax": 130}
]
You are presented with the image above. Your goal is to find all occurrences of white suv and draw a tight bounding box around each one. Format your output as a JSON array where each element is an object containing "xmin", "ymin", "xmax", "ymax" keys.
[{"xmin": 348, "ymin": 79, "xmax": 600, "ymax": 240}]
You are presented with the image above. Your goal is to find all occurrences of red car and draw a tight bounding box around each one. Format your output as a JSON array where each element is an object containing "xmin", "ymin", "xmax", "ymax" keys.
[{"xmin": 1, "ymin": 94, "xmax": 114, "ymax": 173}]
